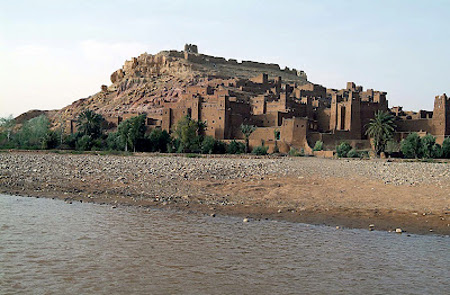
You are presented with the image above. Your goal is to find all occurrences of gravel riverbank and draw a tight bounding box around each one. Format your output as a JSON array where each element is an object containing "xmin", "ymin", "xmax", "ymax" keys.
[{"xmin": 1, "ymin": 151, "xmax": 449, "ymax": 235}]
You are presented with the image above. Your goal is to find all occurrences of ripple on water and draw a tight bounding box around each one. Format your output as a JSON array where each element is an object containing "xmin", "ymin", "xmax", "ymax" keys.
[{"xmin": 0, "ymin": 194, "xmax": 449, "ymax": 295}]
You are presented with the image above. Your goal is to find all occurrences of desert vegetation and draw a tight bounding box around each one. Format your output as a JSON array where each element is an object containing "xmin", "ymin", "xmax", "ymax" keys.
[{"xmin": 2, "ymin": 110, "xmax": 450, "ymax": 159}]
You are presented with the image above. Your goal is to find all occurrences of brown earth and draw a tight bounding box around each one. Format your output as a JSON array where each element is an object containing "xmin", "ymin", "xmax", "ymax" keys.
[{"xmin": 0, "ymin": 151, "xmax": 449, "ymax": 235}]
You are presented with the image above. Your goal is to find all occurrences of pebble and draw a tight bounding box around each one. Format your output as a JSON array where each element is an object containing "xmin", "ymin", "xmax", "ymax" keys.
[
  {"xmin": 243, "ymin": 218, "xmax": 249, "ymax": 223},
  {"xmin": 395, "ymin": 228, "xmax": 403, "ymax": 233}
]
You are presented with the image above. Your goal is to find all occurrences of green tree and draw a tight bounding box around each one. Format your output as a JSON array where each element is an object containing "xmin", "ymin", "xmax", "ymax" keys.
[
  {"xmin": 118, "ymin": 114, "xmax": 147, "ymax": 152},
  {"xmin": 174, "ymin": 116, "xmax": 206, "ymax": 153},
  {"xmin": 106, "ymin": 132, "xmax": 122, "ymax": 151},
  {"xmin": 240, "ymin": 124, "xmax": 256, "ymax": 153},
  {"xmin": 76, "ymin": 110, "xmax": 105, "ymax": 139},
  {"xmin": 0, "ymin": 115, "xmax": 16, "ymax": 146},
  {"xmin": 365, "ymin": 110, "xmax": 396, "ymax": 156},
  {"xmin": 146, "ymin": 129, "xmax": 171, "ymax": 152},
  {"xmin": 15, "ymin": 115, "xmax": 51, "ymax": 149},
  {"xmin": 401, "ymin": 133, "xmax": 422, "ymax": 159},
  {"xmin": 442, "ymin": 137, "xmax": 450, "ymax": 158},
  {"xmin": 420, "ymin": 134, "xmax": 436, "ymax": 159}
]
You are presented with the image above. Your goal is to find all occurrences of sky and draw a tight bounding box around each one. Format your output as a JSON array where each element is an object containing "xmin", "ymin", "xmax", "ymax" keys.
[{"xmin": 1, "ymin": 0, "xmax": 449, "ymax": 118}]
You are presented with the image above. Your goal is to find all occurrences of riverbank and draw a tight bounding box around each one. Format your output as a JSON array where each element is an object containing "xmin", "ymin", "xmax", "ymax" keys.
[{"xmin": 1, "ymin": 151, "xmax": 449, "ymax": 235}]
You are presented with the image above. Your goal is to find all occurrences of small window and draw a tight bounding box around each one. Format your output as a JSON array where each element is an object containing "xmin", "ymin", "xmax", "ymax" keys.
[{"xmin": 212, "ymin": 120, "xmax": 215, "ymax": 124}]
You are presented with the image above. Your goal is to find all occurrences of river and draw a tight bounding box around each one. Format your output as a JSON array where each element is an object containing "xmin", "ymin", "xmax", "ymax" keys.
[{"xmin": 0, "ymin": 194, "xmax": 448, "ymax": 294}]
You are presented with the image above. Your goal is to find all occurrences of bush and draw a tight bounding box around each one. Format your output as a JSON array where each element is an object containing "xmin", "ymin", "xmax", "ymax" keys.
[
  {"xmin": 76, "ymin": 135, "xmax": 93, "ymax": 151},
  {"xmin": 336, "ymin": 142, "xmax": 352, "ymax": 158},
  {"xmin": 442, "ymin": 137, "xmax": 450, "ymax": 158},
  {"xmin": 252, "ymin": 145, "xmax": 269, "ymax": 155},
  {"xmin": 200, "ymin": 136, "xmax": 227, "ymax": 154},
  {"xmin": 432, "ymin": 143, "xmax": 442, "ymax": 159},
  {"xmin": 347, "ymin": 149, "xmax": 360, "ymax": 158},
  {"xmin": 288, "ymin": 147, "xmax": 299, "ymax": 156},
  {"xmin": 201, "ymin": 136, "xmax": 216, "ymax": 154},
  {"xmin": 227, "ymin": 140, "xmax": 246, "ymax": 154},
  {"xmin": 401, "ymin": 133, "xmax": 421, "ymax": 159},
  {"xmin": 313, "ymin": 141, "xmax": 323, "ymax": 151},
  {"xmin": 420, "ymin": 134, "xmax": 436, "ymax": 159}
]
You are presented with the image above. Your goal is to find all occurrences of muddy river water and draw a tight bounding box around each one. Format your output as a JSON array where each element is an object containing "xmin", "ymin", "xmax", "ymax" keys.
[{"xmin": 0, "ymin": 194, "xmax": 448, "ymax": 294}]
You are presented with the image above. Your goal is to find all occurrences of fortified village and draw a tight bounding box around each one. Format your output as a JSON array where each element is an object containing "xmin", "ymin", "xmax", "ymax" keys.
[{"xmin": 30, "ymin": 44, "xmax": 449, "ymax": 153}]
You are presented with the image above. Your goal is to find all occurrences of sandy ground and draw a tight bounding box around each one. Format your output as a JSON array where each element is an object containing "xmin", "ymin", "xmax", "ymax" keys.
[{"xmin": 1, "ymin": 151, "xmax": 449, "ymax": 235}]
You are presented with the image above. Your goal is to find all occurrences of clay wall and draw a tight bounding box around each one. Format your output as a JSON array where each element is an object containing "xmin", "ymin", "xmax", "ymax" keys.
[
  {"xmin": 251, "ymin": 95, "xmax": 266, "ymax": 115},
  {"xmin": 394, "ymin": 118, "xmax": 434, "ymax": 134},
  {"xmin": 280, "ymin": 117, "xmax": 309, "ymax": 149},
  {"xmin": 315, "ymin": 108, "xmax": 331, "ymax": 133}
]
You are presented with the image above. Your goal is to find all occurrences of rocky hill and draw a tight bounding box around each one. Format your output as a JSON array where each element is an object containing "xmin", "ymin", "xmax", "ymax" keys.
[{"xmin": 19, "ymin": 45, "xmax": 311, "ymax": 126}]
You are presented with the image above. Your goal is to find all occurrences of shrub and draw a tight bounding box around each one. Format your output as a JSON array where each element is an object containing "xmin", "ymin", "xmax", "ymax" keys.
[
  {"xmin": 401, "ymin": 133, "xmax": 421, "ymax": 159},
  {"xmin": 227, "ymin": 140, "xmax": 246, "ymax": 154},
  {"xmin": 347, "ymin": 149, "xmax": 360, "ymax": 158},
  {"xmin": 313, "ymin": 141, "xmax": 323, "ymax": 151},
  {"xmin": 201, "ymin": 136, "xmax": 216, "ymax": 154},
  {"xmin": 432, "ymin": 143, "xmax": 442, "ymax": 159},
  {"xmin": 288, "ymin": 147, "xmax": 299, "ymax": 156},
  {"xmin": 442, "ymin": 137, "xmax": 450, "ymax": 158},
  {"xmin": 200, "ymin": 136, "xmax": 227, "ymax": 154},
  {"xmin": 76, "ymin": 135, "xmax": 93, "ymax": 151},
  {"xmin": 336, "ymin": 142, "xmax": 352, "ymax": 158},
  {"xmin": 420, "ymin": 134, "xmax": 436, "ymax": 159},
  {"xmin": 252, "ymin": 145, "xmax": 269, "ymax": 155}
]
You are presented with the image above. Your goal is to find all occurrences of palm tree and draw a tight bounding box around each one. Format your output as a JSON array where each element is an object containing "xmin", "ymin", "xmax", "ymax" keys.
[
  {"xmin": 240, "ymin": 124, "xmax": 256, "ymax": 153},
  {"xmin": 76, "ymin": 110, "xmax": 104, "ymax": 138},
  {"xmin": 365, "ymin": 110, "xmax": 396, "ymax": 156}
]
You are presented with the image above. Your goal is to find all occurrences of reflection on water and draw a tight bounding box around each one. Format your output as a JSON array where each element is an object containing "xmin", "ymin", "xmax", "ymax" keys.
[{"xmin": 0, "ymin": 194, "xmax": 449, "ymax": 295}]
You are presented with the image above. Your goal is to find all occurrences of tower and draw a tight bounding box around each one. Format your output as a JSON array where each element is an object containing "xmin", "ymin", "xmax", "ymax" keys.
[{"xmin": 432, "ymin": 93, "xmax": 450, "ymax": 143}]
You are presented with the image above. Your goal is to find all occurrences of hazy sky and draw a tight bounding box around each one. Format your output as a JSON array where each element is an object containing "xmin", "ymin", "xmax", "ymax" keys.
[{"xmin": 1, "ymin": 0, "xmax": 449, "ymax": 117}]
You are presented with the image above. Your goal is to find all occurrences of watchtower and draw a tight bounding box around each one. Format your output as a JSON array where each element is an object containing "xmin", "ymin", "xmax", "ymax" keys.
[{"xmin": 184, "ymin": 44, "xmax": 198, "ymax": 54}]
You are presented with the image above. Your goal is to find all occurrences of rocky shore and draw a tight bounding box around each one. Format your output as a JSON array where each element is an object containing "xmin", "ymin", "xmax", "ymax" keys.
[{"xmin": 1, "ymin": 151, "xmax": 449, "ymax": 235}]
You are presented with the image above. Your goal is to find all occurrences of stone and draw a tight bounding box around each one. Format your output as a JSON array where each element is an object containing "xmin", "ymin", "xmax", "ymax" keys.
[
  {"xmin": 243, "ymin": 218, "xmax": 249, "ymax": 223},
  {"xmin": 395, "ymin": 228, "xmax": 402, "ymax": 233}
]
